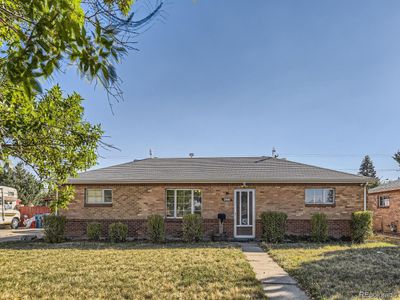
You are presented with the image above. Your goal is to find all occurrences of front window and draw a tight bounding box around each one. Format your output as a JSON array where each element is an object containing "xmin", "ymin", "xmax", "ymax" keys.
[
  {"xmin": 378, "ymin": 196, "xmax": 390, "ymax": 208},
  {"xmin": 305, "ymin": 189, "xmax": 335, "ymax": 205},
  {"xmin": 166, "ymin": 189, "xmax": 202, "ymax": 218},
  {"xmin": 86, "ymin": 189, "xmax": 112, "ymax": 204}
]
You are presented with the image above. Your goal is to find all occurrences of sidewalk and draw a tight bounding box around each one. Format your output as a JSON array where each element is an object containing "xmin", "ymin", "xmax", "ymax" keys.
[
  {"xmin": 240, "ymin": 243, "xmax": 309, "ymax": 300},
  {"xmin": 0, "ymin": 228, "xmax": 44, "ymax": 242}
]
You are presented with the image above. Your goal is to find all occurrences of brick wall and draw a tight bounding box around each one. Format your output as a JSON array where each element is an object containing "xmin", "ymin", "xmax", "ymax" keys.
[
  {"xmin": 62, "ymin": 182, "xmax": 364, "ymax": 239},
  {"xmin": 368, "ymin": 190, "xmax": 400, "ymax": 233}
]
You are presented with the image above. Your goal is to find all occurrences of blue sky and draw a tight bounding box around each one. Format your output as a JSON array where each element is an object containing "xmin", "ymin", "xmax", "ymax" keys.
[{"xmin": 51, "ymin": 0, "xmax": 400, "ymax": 180}]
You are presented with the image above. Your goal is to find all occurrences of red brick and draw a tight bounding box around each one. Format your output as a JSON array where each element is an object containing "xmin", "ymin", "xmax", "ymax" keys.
[{"xmin": 63, "ymin": 183, "xmax": 364, "ymax": 239}]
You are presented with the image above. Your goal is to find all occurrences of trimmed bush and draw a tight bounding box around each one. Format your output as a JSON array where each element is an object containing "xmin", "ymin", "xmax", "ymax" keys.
[
  {"xmin": 311, "ymin": 213, "xmax": 328, "ymax": 242},
  {"xmin": 87, "ymin": 222, "xmax": 102, "ymax": 241},
  {"xmin": 351, "ymin": 211, "xmax": 373, "ymax": 243},
  {"xmin": 43, "ymin": 215, "xmax": 66, "ymax": 243},
  {"xmin": 260, "ymin": 211, "xmax": 287, "ymax": 243},
  {"xmin": 182, "ymin": 214, "xmax": 202, "ymax": 242},
  {"xmin": 109, "ymin": 222, "xmax": 128, "ymax": 242},
  {"xmin": 147, "ymin": 215, "xmax": 165, "ymax": 243}
]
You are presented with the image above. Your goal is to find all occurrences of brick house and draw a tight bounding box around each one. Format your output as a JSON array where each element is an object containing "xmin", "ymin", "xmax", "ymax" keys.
[
  {"xmin": 368, "ymin": 180, "xmax": 400, "ymax": 234},
  {"xmin": 63, "ymin": 156, "xmax": 370, "ymax": 239}
]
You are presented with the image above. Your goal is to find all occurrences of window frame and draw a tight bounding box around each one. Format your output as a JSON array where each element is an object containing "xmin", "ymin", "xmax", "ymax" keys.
[
  {"xmin": 378, "ymin": 195, "xmax": 390, "ymax": 208},
  {"xmin": 165, "ymin": 189, "xmax": 202, "ymax": 218},
  {"xmin": 85, "ymin": 188, "xmax": 113, "ymax": 207},
  {"xmin": 305, "ymin": 188, "xmax": 336, "ymax": 206}
]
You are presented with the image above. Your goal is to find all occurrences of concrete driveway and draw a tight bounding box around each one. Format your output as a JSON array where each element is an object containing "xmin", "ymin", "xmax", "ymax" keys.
[{"xmin": 0, "ymin": 227, "xmax": 44, "ymax": 242}]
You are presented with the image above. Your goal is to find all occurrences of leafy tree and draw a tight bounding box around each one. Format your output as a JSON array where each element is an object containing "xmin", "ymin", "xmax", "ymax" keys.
[
  {"xmin": 359, "ymin": 155, "xmax": 377, "ymax": 178},
  {"xmin": 0, "ymin": 84, "xmax": 103, "ymax": 208},
  {"xmin": 0, "ymin": 162, "xmax": 44, "ymax": 205},
  {"xmin": 0, "ymin": 0, "xmax": 163, "ymax": 209},
  {"xmin": 0, "ymin": 0, "xmax": 163, "ymax": 100},
  {"xmin": 394, "ymin": 151, "xmax": 400, "ymax": 167},
  {"xmin": 359, "ymin": 155, "xmax": 379, "ymax": 188},
  {"xmin": 48, "ymin": 185, "xmax": 76, "ymax": 214}
]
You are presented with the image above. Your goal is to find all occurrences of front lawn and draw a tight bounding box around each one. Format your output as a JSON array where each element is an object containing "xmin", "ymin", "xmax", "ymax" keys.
[
  {"xmin": 0, "ymin": 242, "xmax": 265, "ymax": 299},
  {"xmin": 266, "ymin": 242, "xmax": 400, "ymax": 299}
]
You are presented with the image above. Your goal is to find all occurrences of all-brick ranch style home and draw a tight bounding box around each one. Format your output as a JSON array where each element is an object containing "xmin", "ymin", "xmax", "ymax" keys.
[
  {"xmin": 63, "ymin": 156, "xmax": 370, "ymax": 239},
  {"xmin": 368, "ymin": 179, "xmax": 400, "ymax": 234}
]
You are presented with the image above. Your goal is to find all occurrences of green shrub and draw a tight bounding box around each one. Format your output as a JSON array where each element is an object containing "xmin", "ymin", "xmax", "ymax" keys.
[
  {"xmin": 87, "ymin": 222, "xmax": 102, "ymax": 241},
  {"xmin": 351, "ymin": 211, "xmax": 373, "ymax": 243},
  {"xmin": 147, "ymin": 215, "xmax": 165, "ymax": 243},
  {"xmin": 108, "ymin": 222, "xmax": 128, "ymax": 242},
  {"xmin": 260, "ymin": 211, "xmax": 287, "ymax": 243},
  {"xmin": 311, "ymin": 213, "xmax": 329, "ymax": 242},
  {"xmin": 43, "ymin": 215, "xmax": 66, "ymax": 243},
  {"xmin": 182, "ymin": 214, "xmax": 202, "ymax": 242}
]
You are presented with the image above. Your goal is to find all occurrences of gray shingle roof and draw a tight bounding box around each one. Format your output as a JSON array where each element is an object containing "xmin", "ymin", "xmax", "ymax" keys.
[
  {"xmin": 68, "ymin": 156, "xmax": 369, "ymax": 184},
  {"xmin": 369, "ymin": 179, "xmax": 400, "ymax": 194}
]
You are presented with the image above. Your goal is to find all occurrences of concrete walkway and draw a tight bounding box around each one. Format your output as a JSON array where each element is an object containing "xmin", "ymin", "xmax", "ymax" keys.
[
  {"xmin": 0, "ymin": 228, "xmax": 44, "ymax": 242},
  {"xmin": 240, "ymin": 243, "xmax": 309, "ymax": 300}
]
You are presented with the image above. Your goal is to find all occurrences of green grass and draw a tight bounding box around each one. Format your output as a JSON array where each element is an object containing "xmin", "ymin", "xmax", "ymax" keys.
[
  {"xmin": 0, "ymin": 242, "xmax": 265, "ymax": 299},
  {"xmin": 266, "ymin": 241, "xmax": 400, "ymax": 300}
]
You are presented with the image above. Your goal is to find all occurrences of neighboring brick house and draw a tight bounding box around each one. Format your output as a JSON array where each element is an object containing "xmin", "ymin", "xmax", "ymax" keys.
[
  {"xmin": 368, "ymin": 180, "xmax": 400, "ymax": 234},
  {"xmin": 64, "ymin": 156, "xmax": 370, "ymax": 240}
]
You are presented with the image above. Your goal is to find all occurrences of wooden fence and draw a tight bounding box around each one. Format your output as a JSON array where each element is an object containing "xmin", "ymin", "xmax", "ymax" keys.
[{"xmin": 19, "ymin": 206, "xmax": 51, "ymax": 218}]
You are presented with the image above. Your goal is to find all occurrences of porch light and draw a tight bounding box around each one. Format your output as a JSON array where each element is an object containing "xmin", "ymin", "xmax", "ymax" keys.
[{"xmin": 222, "ymin": 192, "xmax": 231, "ymax": 202}]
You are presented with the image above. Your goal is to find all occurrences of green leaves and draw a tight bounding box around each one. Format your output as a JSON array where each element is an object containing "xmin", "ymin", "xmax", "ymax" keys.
[
  {"xmin": 30, "ymin": 78, "xmax": 43, "ymax": 94},
  {"xmin": 0, "ymin": 162, "xmax": 44, "ymax": 205},
  {"xmin": 0, "ymin": 0, "xmax": 160, "ymax": 209},
  {"xmin": 0, "ymin": 0, "xmax": 136, "ymax": 99},
  {"xmin": 393, "ymin": 151, "xmax": 400, "ymax": 166},
  {"xmin": 0, "ymin": 82, "xmax": 103, "ymax": 186},
  {"xmin": 49, "ymin": 185, "xmax": 76, "ymax": 212},
  {"xmin": 104, "ymin": 0, "xmax": 135, "ymax": 16}
]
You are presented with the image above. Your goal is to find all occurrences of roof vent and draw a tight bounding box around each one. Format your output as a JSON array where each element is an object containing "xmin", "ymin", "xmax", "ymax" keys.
[{"xmin": 272, "ymin": 147, "xmax": 279, "ymax": 158}]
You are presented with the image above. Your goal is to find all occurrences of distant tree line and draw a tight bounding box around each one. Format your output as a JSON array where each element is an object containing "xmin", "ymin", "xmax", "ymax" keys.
[
  {"xmin": 359, "ymin": 151, "xmax": 400, "ymax": 188},
  {"xmin": 0, "ymin": 162, "xmax": 49, "ymax": 205}
]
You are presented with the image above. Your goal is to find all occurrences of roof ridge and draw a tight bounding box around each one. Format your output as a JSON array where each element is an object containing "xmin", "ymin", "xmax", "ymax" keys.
[
  {"xmin": 73, "ymin": 157, "xmax": 265, "ymax": 174},
  {"xmin": 274, "ymin": 157, "xmax": 367, "ymax": 179},
  {"xmin": 137, "ymin": 156, "xmax": 269, "ymax": 160},
  {"xmin": 79, "ymin": 160, "xmax": 135, "ymax": 173},
  {"xmin": 369, "ymin": 178, "xmax": 400, "ymax": 193},
  {"xmin": 68, "ymin": 155, "xmax": 370, "ymax": 184}
]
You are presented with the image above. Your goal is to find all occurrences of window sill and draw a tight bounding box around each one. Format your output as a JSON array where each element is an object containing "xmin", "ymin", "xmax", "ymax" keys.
[
  {"xmin": 378, "ymin": 206, "xmax": 390, "ymax": 209},
  {"xmin": 165, "ymin": 216, "xmax": 202, "ymax": 220},
  {"xmin": 84, "ymin": 203, "xmax": 113, "ymax": 207},
  {"xmin": 305, "ymin": 203, "xmax": 336, "ymax": 208}
]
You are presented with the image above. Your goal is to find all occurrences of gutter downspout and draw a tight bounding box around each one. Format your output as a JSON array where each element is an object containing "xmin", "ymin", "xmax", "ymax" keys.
[{"xmin": 363, "ymin": 184, "xmax": 367, "ymax": 211}]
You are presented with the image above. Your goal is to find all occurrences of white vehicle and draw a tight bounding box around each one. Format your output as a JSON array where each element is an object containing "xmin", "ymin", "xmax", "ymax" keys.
[{"xmin": 0, "ymin": 186, "xmax": 20, "ymax": 229}]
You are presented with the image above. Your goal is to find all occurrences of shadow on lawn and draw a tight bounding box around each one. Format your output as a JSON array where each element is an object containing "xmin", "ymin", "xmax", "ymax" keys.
[
  {"xmin": 281, "ymin": 244, "xmax": 400, "ymax": 299},
  {"xmin": 0, "ymin": 241, "xmax": 266, "ymax": 299}
]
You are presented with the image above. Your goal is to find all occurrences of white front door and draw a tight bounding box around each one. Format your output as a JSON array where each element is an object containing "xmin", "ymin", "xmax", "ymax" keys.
[{"xmin": 234, "ymin": 189, "xmax": 255, "ymax": 238}]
